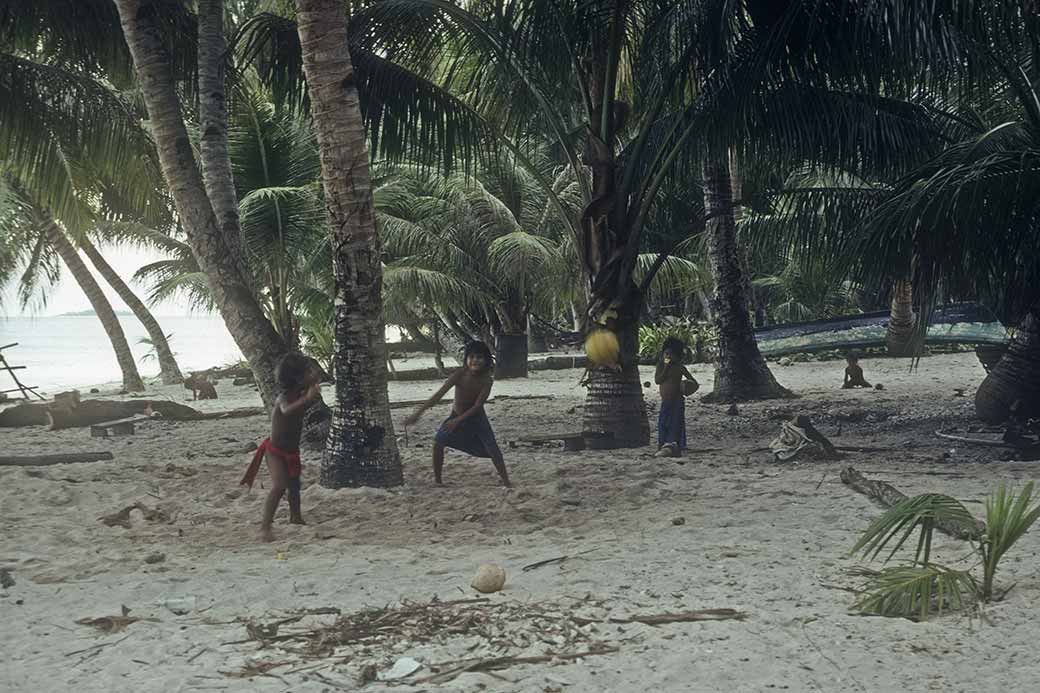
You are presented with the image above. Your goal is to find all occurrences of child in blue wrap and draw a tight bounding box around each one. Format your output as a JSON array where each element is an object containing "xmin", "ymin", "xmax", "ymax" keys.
[{"xmin": 654, "ymin": 336, "xmax": 698, "ymax": 457}]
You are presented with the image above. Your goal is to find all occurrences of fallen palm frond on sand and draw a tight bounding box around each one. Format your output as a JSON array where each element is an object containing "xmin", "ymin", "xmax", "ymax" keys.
[{"xmin": 225, "ymin": 597, "xmax": 746, "ymax": 684}]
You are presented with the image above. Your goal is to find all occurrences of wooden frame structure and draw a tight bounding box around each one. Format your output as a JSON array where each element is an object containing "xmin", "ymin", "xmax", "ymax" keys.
[{"xmin": 0, "ymin": 343, "xmax": 45, "ymax": 401}]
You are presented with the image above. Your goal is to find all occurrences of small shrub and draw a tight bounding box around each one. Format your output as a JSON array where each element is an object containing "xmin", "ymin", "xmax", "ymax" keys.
[{"xmin": 639, "ymin": 319, "xmax": 717, "ymax": 363}]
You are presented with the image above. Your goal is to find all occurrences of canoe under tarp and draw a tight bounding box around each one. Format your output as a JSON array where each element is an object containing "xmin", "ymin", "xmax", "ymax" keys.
[{"xmin": 754, "ymin": 303, "xmax": 1009, "ymax": 357}]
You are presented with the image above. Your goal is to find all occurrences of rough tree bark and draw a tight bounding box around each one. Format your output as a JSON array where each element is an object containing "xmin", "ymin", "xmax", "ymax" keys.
[
  {"xmin": 80, "ymin": 236, "xmax": 183, "ymax": 384},
  {"xmin": 494, "ymin": 332, "xmax": 529, "ymax": 379},
  {"xmin": 114, "ymin": 0, "xmax": 287, "ymax": 407},
  {"xmin": 886, "ymin": 279, "xmax": 917, "ymax": 356},
  {"xmin": 976, "ymin": 310, "xmax": 1040, "ymax": 424},
  {"xmin": 197, "ymin": 0, "xmax": 254, "ymax": 293},
  {"xmin": 581, "ymin": 316, "xmax": 651, "ymax": 448},
  {"xmin": 294, "ymin": 0, "xmax": 402, "ymax": 487},
  {"xmin": 42, "ymin": 220, "xmax": 144, "ymax": 392},
  {"xmin": 701, "ymin": 157, "xmax": 789, "ymax": 402}
]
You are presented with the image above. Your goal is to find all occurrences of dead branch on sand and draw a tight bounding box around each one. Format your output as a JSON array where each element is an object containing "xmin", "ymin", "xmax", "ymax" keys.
[{"xmin": 839, "ymin": 466, "xmax": 985, "ymax": 540}]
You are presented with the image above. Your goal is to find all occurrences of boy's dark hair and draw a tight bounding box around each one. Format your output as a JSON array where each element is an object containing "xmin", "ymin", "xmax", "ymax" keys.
[
  {"xmin": 661, "ymin": 336, "xmax": 687, "ymax": 360},
  {"xmin": 276, "ymin": 352, "xmax": 311, "ymax": 393},
  {"xmin": 463, "ymin": 341, "xmax": 494, "ymax": 370}
]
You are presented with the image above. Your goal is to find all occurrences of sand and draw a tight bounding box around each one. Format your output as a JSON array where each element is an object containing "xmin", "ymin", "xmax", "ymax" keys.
[{"xmin": 2, "ymin": 351, "xmax": 1039, "ymax": 692}]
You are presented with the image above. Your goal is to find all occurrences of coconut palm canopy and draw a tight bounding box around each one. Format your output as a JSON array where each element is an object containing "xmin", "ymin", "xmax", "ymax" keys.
[{"xmin": 2, "ymin": 0, "xmax": 1039, "ymax": 429}]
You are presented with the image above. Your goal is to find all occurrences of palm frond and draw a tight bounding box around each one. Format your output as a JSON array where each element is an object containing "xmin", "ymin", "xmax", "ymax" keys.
[
  {"xmin": 981, "ymin": 481, "xmax": 1040, "ymax": 599},
  {"xmin": 852, "ymin": 564, "xmax": 977, "ymax": 621},
  {"xmin": 852, "ymin": 494, "xmax": 979, "ymax": 564},
  {"xmin": 0, "ymin": 53, "xmax": 163, "ymax": 232}
]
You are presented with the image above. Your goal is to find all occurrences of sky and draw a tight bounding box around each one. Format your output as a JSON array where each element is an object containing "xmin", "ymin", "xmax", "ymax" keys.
[{"xmin": 1, "ymin": 243, "xmax": 194, "ymax": 318}]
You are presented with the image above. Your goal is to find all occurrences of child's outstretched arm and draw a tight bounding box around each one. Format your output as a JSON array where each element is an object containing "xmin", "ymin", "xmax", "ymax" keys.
[
  {"xmin": 279, "ymin": 384, "xmax": 321, "ymax": 415},
  {"xmin": 404, "ymin": 371, "xmax": 460, "ymax": 425}
]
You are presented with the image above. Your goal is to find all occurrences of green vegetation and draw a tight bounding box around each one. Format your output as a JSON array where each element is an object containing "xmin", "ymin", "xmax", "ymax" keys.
[{"xmin": 851, "ymin": 484, "xmax": 1040, "ymax": 620}]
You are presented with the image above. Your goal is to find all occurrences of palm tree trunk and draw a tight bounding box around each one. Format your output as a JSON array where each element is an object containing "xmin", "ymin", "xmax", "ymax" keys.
[
  {"xmin": 43, "ymin": 220, "xmax": 144, "ymax": 393},
  {"xmin": 701, "ymin": 158, "xmax": 789, "ymax": 402},
  {"xmin": 886, "ymin": 279, "xmax": 917, "ymax": 356},
  {"xmin": 115, "ymin": 0, "xmax": 287, "ymax": 407},
  {"xmin": 79, "ymin": 236, "xmax": 183, "ymax": 385},
  {"xmin": 295, "ymin": 0, "xmax": 402, "ymax": 488},
  {"xmin": 197, "ymin": 0, "xmax": 253, "ymax": 291},
  {"xmin": 975, "ymin": 310, "xmax": 1040, "ymax": 424},
  {"xmin": 494, "ymin": 332, "xmax": 528, "ymax": 379},
  {"xmin": 581, "ymin": 315, "xmax": 651, "ymax": 448}
]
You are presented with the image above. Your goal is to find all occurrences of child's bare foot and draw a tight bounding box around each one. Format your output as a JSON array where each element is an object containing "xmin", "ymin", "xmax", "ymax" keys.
[
  {"xmin": 260, "ymin": 526, "xmax": 274, "ymax": 542},
  {"xmin": 290, "ymin": 515, "xmax": 307, "ymax": 525}
]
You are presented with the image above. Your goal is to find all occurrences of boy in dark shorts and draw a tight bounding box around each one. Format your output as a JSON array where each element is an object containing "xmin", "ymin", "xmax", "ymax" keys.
[
  {"xmin": 241, "ymin": 352, "xmax": 321, "ymax": 542},
  {"xmin": 654, "ymin": 336, "xmax": 698, "ymax": 457},
  {"xmin": 404, "ymin": 341, "xmax": 511, "ymax": 487}
]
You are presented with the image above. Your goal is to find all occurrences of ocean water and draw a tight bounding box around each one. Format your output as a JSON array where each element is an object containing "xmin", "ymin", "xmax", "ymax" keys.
[{"xmin": 0, "ymin": 315, "xmax": 243, "ymax": 395}]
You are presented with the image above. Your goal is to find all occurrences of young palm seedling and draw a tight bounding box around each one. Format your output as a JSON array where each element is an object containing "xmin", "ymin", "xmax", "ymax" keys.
[
  {"xmin": 979, "ymin": 482, "xmax": 1040, "ymax": 601},
  {"xmin": 850, "ymin": 484, "xmax": 1040, "ymax": 620},
  {"xmin": 850, "ymin": 494, "xmax": 978, "ymax": 621}
]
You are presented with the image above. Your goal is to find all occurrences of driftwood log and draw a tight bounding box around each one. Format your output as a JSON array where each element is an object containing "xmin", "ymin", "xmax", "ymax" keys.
[
  {"xmin": 839, "ymin": 466, "xmax": 986, "ymax": 540},
  {"xmin": 47, "ymin": 400, "xmax": 202, "ymax": 430},
  {"xmin": 0, "ymin": 399, "xmax": 265, "ymax": 429},
  {"xmin": 0, "ymin": 401, "xmax": 49, "ymax": 427},
  {"xmin": 0, "ymin": 452, "xmax": 115, "ymax": 466}
]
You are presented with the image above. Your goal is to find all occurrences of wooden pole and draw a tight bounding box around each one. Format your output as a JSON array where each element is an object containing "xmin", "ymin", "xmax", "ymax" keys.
[{"xmin": 0, "ymin": 452, "xmax": 115, "ymax": 466}]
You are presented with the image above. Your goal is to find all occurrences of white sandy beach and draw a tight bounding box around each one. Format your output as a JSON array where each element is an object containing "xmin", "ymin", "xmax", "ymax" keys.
[{"xmin": 2, "ymin": 352, "xmax": 1039, "ymax": 692}]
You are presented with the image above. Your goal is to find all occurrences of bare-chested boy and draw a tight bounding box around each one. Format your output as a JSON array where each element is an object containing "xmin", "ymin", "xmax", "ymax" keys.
[
  {"xmin": 404, "ymin": 341, "xmax": 511, "ymax": 487},
  {"xmin": 241, "ymin": 353, "xmax": 321, "ymax": 541}
]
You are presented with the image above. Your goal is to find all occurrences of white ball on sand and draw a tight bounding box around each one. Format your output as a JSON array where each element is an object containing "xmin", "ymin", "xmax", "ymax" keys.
[{"xmin": 471, "ymin": 563, "xmax": 507, "ymax": 593}]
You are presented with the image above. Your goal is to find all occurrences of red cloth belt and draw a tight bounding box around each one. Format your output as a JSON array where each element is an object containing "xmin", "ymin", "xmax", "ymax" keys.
[{"xmin": 240, "ymin": 438, "xmax": 302, "ymax": 487}]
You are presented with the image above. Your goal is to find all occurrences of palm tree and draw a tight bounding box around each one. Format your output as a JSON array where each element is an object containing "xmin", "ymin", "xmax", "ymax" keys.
[
  {"xmin": 0, "ymin": 15, "xmax": 182, "ymax": 388},
  {"xmin": 113, "ymin": 0, "xmax": 290, "ymax": 407},
  {"xmin": 79, "ymin": 236, "xmax": 183, "ymax": 384},
  {"xmin": 0, "ymin": 180, "xmax": 144, "ymax": 392},
  {"xmin": 377, "ymin": 155, "xmax": 583, "ymax": 378},
  {"xmin": 294, "ymin": 0, "xmax": 402, "ymax": 488},
  {"xmin": 350, "ymin": 0, "xmax": 983, "ymax": 436},
  {"xmin": 858, "ymin": 46, "xmax": 1040, "ymax": 424},
  {"xmin": 885, "ymin": 279, "xmax": 917, "ymax": 357},
  {"xmin": 229, "ymin": 83, "xmax": 326, "ymax": 348},
  {"xmin": 112, "ymin": 0, "xmax": 489, "ymax": 410}
]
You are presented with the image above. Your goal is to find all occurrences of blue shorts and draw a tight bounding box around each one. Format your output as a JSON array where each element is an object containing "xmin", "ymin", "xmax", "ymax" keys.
[
  {"xmin": 434, "ymin": 409, "xmax": 501, "ymax": 458},
  {"xmin": 658, "ymin": 397, "xmax": 687, "ymax": 450}
]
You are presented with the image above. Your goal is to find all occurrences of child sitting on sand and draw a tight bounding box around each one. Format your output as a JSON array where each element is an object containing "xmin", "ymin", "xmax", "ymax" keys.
[
  {"xmin": 655, "ymin": 337, "xmax": 698, "ymax": 457},
  {"xmin": 842, "ymin": 352, "xmax": 872, "ymax": 389},
  {"xmin": 241, "ymin": 352, "xmax": 321, "ymax": 541},
  {"xmin": 404, "ymin": 341, "xmax": 511, "ymax": 487}
]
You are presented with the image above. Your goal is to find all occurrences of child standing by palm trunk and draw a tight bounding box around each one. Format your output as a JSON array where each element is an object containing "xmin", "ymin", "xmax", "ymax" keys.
[
  {"xmin": 241, "ymin": 352, "xmax": 321, "ymax": 541},
  {"xmin": 655, "ymin": 337, "xmax": 698, "ymax": 457}
]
